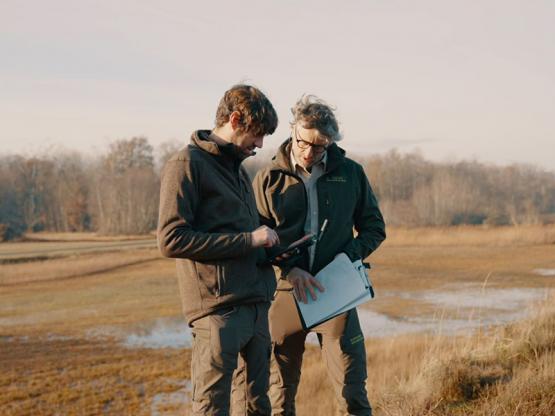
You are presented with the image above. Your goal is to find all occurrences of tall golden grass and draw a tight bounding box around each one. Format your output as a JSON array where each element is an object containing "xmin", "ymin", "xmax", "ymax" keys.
[{"xmin": 295, "ymin": 296, "xmax": 555, "ymax": 415}]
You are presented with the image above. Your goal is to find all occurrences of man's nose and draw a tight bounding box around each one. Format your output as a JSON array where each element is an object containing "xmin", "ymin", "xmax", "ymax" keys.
[{"xmin": 255, "ymin": 137, "xmax": 264, "ymax": 148}]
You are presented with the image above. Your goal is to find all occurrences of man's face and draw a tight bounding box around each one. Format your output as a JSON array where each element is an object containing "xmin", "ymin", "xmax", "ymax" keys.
[
  {"xmin": 291, "ymin": 124, "xmax": 330, "ymax": 169},
  {"xmin": 231, "ymin": 130, "xmax": 264, "ymax": 158}
]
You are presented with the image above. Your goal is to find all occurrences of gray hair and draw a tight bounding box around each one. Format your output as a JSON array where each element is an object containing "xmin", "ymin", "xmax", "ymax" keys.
[{"xmin": 290, "ymin": 95, "xmax": 342, "ymax": 142}]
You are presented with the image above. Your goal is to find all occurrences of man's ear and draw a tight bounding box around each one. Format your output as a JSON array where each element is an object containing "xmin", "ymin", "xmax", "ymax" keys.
[{"xmin": 229, "ymin": 111, "xmax": 242, "ymax": 131}]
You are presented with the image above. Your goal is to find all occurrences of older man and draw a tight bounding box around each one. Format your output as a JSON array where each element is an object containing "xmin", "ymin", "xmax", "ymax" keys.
[
  {"xmin": 158, "ymin": 84, "xmax": 280, "ymax": 415},
  {"xmin": 244, "ymin": 95, "xmax": 386, "ymax": 415}
]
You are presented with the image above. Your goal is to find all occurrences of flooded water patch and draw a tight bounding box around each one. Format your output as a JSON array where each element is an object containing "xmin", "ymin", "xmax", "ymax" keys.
[
  {"xmin": 306, "ymin": 286, "xmax": 550, "ymax": 343},
  {"xmin": 356, "ymin": 307, "xmax": 538, "ymax": 339},
  {"xmin": 122, "ymin": 319, "xmax": 192, "ymax": 349},
  {"xmin": 414, "ymin": 287, "xmax": 547, "ymax": 311},
  {"xmin": 105, "ymin": 287, "xmax": 550, "ymax": 348},
  {"xmin": 355, "ymin": 286, "xmax": 549, "ymax": 339},
  {"xmin": 85, "ymin": 317, "xmax": 192, "ymax": 349},
  {"xmin": 357, "ymin": 309, "xmax": 435, "ymax": 338},
  {"xmin": 151, "ymin": 379, "xmax": 192, "ymax": 415}
]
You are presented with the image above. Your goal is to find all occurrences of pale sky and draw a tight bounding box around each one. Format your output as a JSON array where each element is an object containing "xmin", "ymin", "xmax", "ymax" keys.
[{"xmin": 1, "ymin": 0, "xmax": 554, "ymax": 170}]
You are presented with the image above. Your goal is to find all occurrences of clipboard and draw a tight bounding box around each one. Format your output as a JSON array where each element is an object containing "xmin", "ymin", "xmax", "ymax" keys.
[{"xmin": 268, "ymin": 254, "xmax": 375, "ymax": 343}]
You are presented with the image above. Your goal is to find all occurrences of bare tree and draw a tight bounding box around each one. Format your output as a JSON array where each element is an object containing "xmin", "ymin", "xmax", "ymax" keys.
[
  {"xmin": 0, "ymin": 156, "xmax": 26, "ymax": 240},
  {"xmin": 156, "ymin": 139, "xmax": 184, "ymax": 173},
  {"xmin": 92, "ymin": 137, "xmax": 159, "ymax": 234},
  {"xmin": 1, "ymin": 146, "xmax": 554, "ymax": 239}
]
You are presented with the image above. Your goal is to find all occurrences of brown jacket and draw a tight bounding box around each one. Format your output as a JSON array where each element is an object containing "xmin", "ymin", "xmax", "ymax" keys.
[
  {"xmin": 157, "ymin": 130, "xmax": 276, "ymax": 325},
  {"xmin": 253, "ymin": 139, "xmax": 386, "ymax": 283}
]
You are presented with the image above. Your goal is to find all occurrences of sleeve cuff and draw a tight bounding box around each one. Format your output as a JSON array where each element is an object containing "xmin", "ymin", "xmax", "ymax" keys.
[{"xmin": 243, "ymin": 231, "xmax": 253, "ymax": 252}]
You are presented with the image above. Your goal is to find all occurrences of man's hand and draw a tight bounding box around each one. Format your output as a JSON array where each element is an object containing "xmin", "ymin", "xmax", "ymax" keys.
[
  {"xmin": 251, "ymin": 225, "xmax": 279, "ymax": 248},
  {"xmin": 286, "ymin": 267, "xmax": 325, "ymax": 304}
]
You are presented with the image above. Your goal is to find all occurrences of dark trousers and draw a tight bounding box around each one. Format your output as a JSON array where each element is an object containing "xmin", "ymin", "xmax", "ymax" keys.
[{"xmin": 191, "ymin": 303, "xmax": 272, "ymax": 416}]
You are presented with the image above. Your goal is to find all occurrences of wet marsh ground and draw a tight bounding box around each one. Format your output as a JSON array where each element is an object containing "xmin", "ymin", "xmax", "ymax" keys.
[{"xmin": 1, "ymin": 226, "xmax": 554, "ymax": 414}]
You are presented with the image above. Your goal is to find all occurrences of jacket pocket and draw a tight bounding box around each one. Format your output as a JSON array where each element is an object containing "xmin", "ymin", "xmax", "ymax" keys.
[
  {"xmin": 216, "ymin": 258, "xmax": 240, "ymax": 297},
  {"xmin": 195, "ymin": 261, "xmax": 222, "ymax": 297},
  {"xmin": 217, "ymin": 256, "xmax": 259, "ymax": 298}
]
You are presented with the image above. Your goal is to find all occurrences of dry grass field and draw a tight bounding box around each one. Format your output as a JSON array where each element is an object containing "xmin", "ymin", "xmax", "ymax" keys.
[
  {"xmin": 296, "ymin": 298, "xmax": 555, "ymax": 416},
  {"xmin": 1, "ymin": 226, "xmax": 554, "ymax": 415},
  {"xmin": 0, "ymin": 237, "xmax": 156, "ymax": 264}
]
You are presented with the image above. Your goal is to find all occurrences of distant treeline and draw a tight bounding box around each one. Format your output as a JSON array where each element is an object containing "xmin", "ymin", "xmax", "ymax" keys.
[{"xmin": 1, "ymin": 137, "xmax": 554, "ymax": 240}]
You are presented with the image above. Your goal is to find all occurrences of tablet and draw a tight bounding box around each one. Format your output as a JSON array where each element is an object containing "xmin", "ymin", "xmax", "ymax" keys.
[{"xmin": 266, "ymin": 233, "xmax": 316, "ymax": 265}]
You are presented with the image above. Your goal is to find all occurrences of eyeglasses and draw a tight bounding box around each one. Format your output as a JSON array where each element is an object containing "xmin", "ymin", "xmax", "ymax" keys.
[{"xmin": 294, "ymin": 126, "xmax": 329, "ymax": 154}]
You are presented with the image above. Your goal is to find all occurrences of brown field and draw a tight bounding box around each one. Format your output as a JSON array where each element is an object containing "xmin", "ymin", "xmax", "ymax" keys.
[
  {"xmin": 21, "ymin": 232, "xmax": 156, "ymax": 242},
  {"xmin": 383, "ymin": 224, "xmax": 555, "ymax": 247},
  {"xmin": 1, "ymin": 227, "xmax": 554, "ymax": 415},
  {"xmin": 0, "ymin": 235, "xmax": 156, "ymax": 264}
]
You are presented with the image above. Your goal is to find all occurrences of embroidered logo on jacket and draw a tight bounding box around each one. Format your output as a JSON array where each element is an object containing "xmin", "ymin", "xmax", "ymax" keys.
[{"xmin": 349, "ymin": 334, "xmax": 364, "ymax": 345}]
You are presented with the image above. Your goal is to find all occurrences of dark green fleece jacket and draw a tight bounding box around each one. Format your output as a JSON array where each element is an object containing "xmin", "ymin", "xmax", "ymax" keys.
[{"xmin": 253, "ymin": 138, "xmax": 386, "ymax": 285}]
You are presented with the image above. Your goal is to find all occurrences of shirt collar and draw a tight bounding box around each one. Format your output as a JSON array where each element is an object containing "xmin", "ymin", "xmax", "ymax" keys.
[{"xmin": 290, "ymin": 149, "xmax": 327, "ymax": 175}]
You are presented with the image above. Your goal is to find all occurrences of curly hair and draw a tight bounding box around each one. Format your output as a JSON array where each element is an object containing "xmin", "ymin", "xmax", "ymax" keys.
[
  {"xmin": 215, "ymin": 84, "xmax": 278, "ymax": 136},
  {"xmin": 290, "ymin": 95, "xmax": 342, "ymax": 142}
]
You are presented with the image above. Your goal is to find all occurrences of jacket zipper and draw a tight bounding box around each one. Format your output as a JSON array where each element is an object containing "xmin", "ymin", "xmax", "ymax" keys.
[
  {"xmin": 238, "ymin": 170, "xmax": 255, "ymax": 221},
  {"xmin": 311, "ymin": 174, "xmax": 331, "ymax": 274},
  {"xmin": 279, "ymin": 169, "xmax": 310, "ymax": 271}
]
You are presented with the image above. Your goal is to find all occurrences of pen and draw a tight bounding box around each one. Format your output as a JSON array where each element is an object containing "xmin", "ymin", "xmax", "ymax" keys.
[{"xmin": 318, "ymin": 219, "xmax": 329, "ymax": 242}]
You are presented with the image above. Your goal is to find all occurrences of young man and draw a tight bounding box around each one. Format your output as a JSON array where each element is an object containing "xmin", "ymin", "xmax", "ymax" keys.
[
  {"xmin": 157, "ymin": 84, "xmax": 280, "ymax": 415},
  {"xmin": 251, "ymin": 95, "xmax": 386, "ymax": 415}
]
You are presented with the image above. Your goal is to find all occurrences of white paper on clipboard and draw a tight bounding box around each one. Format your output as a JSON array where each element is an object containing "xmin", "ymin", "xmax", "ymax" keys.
[{"xmin": 296, "ymin": 253, "xmax": 375, "ymax": 328}]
